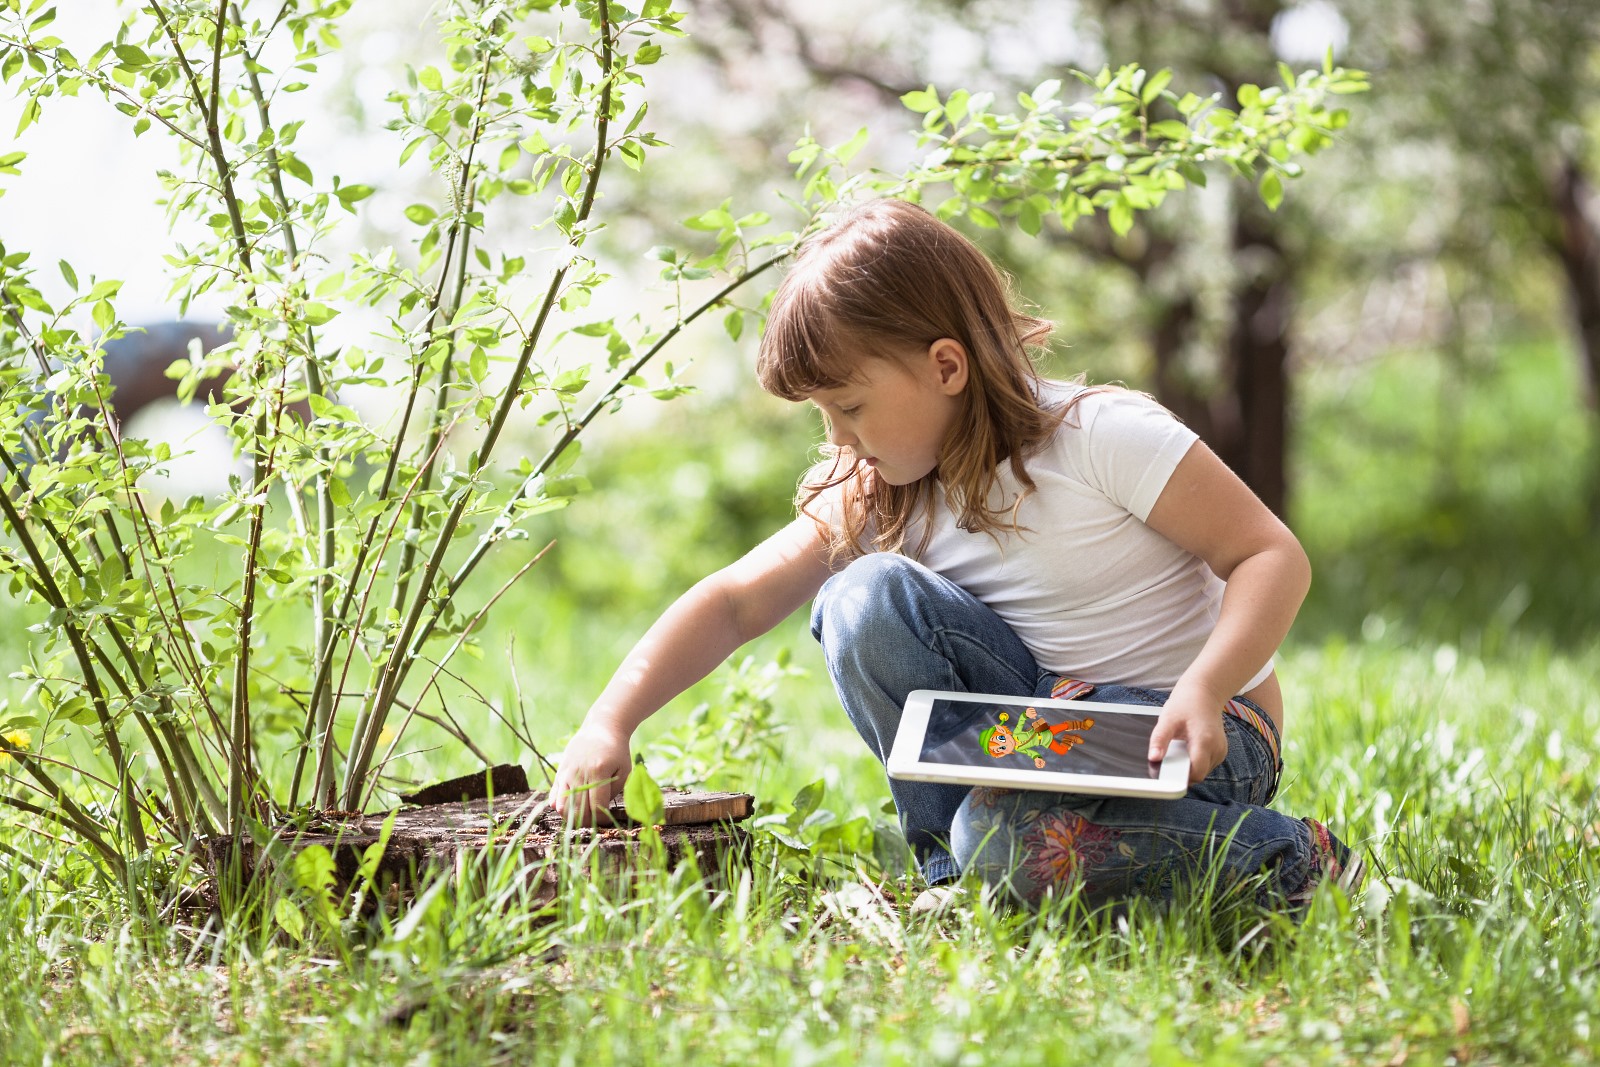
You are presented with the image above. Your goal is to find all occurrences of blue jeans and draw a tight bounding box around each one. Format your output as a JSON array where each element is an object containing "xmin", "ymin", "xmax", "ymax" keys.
[{"xmin": 810, "ymin": 553, "xmax": 1326, "ymax": 907}]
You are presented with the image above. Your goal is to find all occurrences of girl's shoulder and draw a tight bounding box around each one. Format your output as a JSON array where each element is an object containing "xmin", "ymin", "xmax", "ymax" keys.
[
  {"xmin": 1032, "ymin": 379, "xmax": 1196, "ymax": 517},
  {"xmin": 1036, "ymin": 379, "xmax": 1181, "ymax": 441}
]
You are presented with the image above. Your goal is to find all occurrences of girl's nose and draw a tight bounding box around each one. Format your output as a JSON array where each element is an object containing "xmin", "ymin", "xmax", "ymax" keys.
[{"xmin": 825, "ymin": 418, "xmax": 855, "ymax": 448}]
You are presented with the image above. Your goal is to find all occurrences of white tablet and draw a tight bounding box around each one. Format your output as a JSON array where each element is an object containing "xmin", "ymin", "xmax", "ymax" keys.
[{"xmin": 887, "ymin": 690, "xmax": 1191, "ymax": 799}]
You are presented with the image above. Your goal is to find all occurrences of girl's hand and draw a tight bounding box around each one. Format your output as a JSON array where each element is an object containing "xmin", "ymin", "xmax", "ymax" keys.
[
  {"xmin": 551, "ymin": 722, "xmax": 632, "ymax": 824},
  {"xmin": 1147, "ymin": 693, "xmax": 1229, "ymax": 784}
]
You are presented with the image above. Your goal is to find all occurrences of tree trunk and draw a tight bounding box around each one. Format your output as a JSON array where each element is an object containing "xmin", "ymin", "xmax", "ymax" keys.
[
  {"xmin": 1148, "ymin": 292, "xmax": 1213, "ymax": 439},
  {"xmin": 1553, "ymin": 155, "xmax": 1600, "ymax": 410},
  {"xmin": 1224, "ymin": 207, "xmax": 1295, "ymax": 519},
  {"xmin": 1550, "ymin": 155, "xmax": 1600, "ymax": 525}
]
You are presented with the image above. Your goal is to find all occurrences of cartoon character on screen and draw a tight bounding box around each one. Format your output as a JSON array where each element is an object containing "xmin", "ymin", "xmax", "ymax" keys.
[{"xmin": 979, "ymin": 707, "xmax": 1096, "ymax": 768}]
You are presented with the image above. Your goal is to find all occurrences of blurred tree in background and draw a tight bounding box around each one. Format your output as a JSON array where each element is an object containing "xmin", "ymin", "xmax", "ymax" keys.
[
  {"xmin": 1339, "ymin": 0, "xmax": 1600, "ymax": 469},
  {"xmin": 633, "ymin": 0, "xmax": 1600, "ymax": 523},
  {"xmin": 524, "ymin": 0, "xmax": 1597, "ymax": 655}
]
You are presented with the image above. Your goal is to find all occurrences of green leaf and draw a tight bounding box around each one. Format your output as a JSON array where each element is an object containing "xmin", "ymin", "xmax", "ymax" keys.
[
  {"xmin": 356, "ymin": 811, "xmax": 397, "ymax": 888},
  {"xmin": 1018, "ymin": 202, "xmax": 1042, "ymax": 237},
  {"xmin": 1140, "ymin": 68, "xmax": 1173, "ymax": 105},
  {"xmin": 112, "ymin": 44, "xmax": 148, "ymax": 69},
  {"xmin": 900, "ymin": 86, "xmax": 939, "ymax": 113},
  {"xmin": 833, "ymin": 126, "xmax": 869, "ymax": 164},
  {"xmin": 683, "ymin": 203, "xmax": 732, "ymax": 231},
  {"xmin": 279, "ymin": 153, "xmax": 313, "ymax": 185},
  {"xmin": 15, "ymin": 98, "xmax": 40, "ymax": 137},
  {"xmin": 1108, "ymin": 198, "xmax": 1135, "ymax": 237},
  {"xmin": 791, "ymin": 778, "xmax": 825, "ymax": 821},
  {"xmin": 58, "ymin": 260, "xmax": 77, "ymax": 290},
  {"xmin": 273, "ymin": 897, "xmax": 306, "ymax": 941},
  {"xmin": 623, "ymin": 757, "xmax": 665, "ymax": 826},
  {"xmin": 290, "ymin": 844, "xmax": 337, "ymax": 921},
  {"xmin": 404, "ymin": 203, "xmax": 437, "ymax": 225},
  {"xmin": 1259, "ymin": 170, "xmax": 1284, "ymax": 211}
]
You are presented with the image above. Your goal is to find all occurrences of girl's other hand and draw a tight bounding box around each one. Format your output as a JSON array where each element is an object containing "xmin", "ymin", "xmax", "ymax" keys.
[
  {"xmin": 551, "ymin": 722, "xmax": 633, "ymax": 824},
  {"xmin": 1147, "ymin": 693, "xmax": 1229, "ymax": 784}
]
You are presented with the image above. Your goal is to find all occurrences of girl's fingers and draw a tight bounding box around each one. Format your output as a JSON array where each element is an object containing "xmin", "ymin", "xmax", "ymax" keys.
[{"xmin": 1147, "ymin": 720, "xmax": 1175, "ymax": 763}]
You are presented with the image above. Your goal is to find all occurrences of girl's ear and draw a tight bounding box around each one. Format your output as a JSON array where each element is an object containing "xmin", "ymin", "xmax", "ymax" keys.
[{"xmin": 927, "ymin": 338, "xmax": 969, "ymax": 396}]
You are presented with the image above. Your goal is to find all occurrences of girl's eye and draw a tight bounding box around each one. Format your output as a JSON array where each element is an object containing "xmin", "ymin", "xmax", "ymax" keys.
[{"xmin": 839, "ymin": 406, "xmax": 860, "ymax": 417}]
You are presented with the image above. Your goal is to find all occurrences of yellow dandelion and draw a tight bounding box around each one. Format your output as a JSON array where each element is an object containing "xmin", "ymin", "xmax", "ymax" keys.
[{"xmin": 0, "ymin": 730, "xmax": 31, "ymax": 764}]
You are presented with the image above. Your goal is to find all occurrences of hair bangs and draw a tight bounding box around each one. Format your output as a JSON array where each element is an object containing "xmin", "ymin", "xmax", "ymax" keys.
[{"xmin": 756, "ymin": 281, "xmax": 863, "ymax": 401}]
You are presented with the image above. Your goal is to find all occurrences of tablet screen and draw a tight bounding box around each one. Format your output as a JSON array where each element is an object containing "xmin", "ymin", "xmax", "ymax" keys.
[{"xmin": 918, "ymin": 696, "xmax": 1162, "ymax": 781}]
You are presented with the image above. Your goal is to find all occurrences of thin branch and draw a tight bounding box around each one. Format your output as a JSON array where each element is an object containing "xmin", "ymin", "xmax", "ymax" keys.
[
  {"xmin": 377, "ymin": 43, "xmax": 499, "ymax": 723},
  {"xmin": 342, "ymin": 2, "xmax": 623, "ymax": 806},
  {"xmin": 0, "ymin": 759, "xmax": 126, "ymax": 878},
  {"xmin": 360, "ymin": 539, "xmax": 554, "ymax": 810},
  {"xmin": 293, "ymin": 44, "xmax": 502, "ymax": 806},
  {"xmin": 420, "ymin": 252, "xmax": 786, "ymax": 653},
  {"xmin": 504, "ymin": 637, "xmax": 558, "ymax": 784},
  {"xmin": 0, "ymin": 476, "xmax": 148, "ymax": 855}
]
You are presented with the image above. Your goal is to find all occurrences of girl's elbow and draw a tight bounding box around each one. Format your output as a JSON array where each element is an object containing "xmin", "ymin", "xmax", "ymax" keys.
[
  {"xmin": 1285, "ymin": 537, "xmax": 1312, "ymax": 600},
  {"xmin": 696, "ymin": 570, "xmax": 765, "ymax": 647}
]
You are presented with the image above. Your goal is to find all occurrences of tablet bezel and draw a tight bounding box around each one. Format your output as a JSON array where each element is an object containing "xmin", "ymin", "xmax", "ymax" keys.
[{"xmin": 887, "ymin": 689, "xmax": 1191, "ymax": 799}]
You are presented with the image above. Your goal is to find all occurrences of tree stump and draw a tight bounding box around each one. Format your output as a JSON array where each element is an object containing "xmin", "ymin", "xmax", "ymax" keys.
[{"xmin": 205, "ymin": 766, "xmax": 754, "ymax": 904}]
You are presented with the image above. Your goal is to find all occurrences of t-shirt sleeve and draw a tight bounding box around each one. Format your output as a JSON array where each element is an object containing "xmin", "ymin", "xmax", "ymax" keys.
[{"xmin": 1078, "ymin": 390, "xmax": 1198, "ymax": 521}]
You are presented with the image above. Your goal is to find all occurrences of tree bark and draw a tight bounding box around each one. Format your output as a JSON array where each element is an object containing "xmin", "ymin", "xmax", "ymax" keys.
[
  {"xmin": 1552, "ymin": 155, "xmax": 1600, "ymax": 411},
  {"xmin": 1224, "ymin": 207, "xmax": 1295, "ymax": 518}
]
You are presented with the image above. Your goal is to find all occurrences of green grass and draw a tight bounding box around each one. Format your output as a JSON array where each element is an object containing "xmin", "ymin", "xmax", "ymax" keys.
[
  {"xmin": 3, "ymin": 640, "xmax": 1597, "ymax": 1065},
  {"xmin": 3, "ymin": 337, "xmax": 1599, "ymax": 1064}
]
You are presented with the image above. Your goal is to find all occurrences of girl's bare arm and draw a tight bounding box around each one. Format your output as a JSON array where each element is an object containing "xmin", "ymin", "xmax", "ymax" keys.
[
  {"xmin": 1143, "ymin": 440, "xmax": 1312, "ymax": 780},
  {"xmin": 552, "ymin": 516, "xmax": 835, "ymax": 822}
]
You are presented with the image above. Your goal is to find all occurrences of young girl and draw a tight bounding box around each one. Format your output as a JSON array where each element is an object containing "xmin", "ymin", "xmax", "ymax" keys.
[{"xmin": 552, "ymin": 199, "xmax": 1362, "ymax": 910}]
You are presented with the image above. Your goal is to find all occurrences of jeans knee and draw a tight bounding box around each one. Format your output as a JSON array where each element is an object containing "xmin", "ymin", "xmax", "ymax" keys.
[
  {"xmin": 952, "ymin": 789, "xmax": 1125, "ymax": 907},
  {"xmin": 809, "ymin": 553, "xmax": 934, "ymax": 647},
  {"xmin": 950, "ymin": 790, "xmax": 1035, "ymax": 903}
]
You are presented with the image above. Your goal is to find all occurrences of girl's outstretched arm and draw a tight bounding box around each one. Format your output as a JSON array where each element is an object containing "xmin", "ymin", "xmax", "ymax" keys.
[
  {"xmin": 552, "ymin": 516, "xmax": 835, "ymax": 823},
  {"xmin": 1143, "ymin": 440, "xmax": 1312, "ymax": 782}
]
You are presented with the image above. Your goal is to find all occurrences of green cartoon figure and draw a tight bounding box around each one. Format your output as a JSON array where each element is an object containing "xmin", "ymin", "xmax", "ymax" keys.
[{"xmin": 980, "ymin": 707, "xmax": 1095, "ymax": 768}]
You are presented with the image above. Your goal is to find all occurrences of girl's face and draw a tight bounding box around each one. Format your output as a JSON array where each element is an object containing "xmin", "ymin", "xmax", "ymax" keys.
[{"xmin": 807, "ymin": 341, "xmax": 968, "ymax": 486}]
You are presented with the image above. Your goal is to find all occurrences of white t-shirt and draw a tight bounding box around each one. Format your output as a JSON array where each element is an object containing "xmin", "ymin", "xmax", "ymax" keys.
[{"xmin": 829, "ymin": 383, "xmax": 1274, "ymax": 692}]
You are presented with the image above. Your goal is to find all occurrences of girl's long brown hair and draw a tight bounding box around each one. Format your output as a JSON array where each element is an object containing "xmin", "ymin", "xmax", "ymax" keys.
[{"xmin": 756, "ymin": 199, "xmax": 1083, "ymax": 559}]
